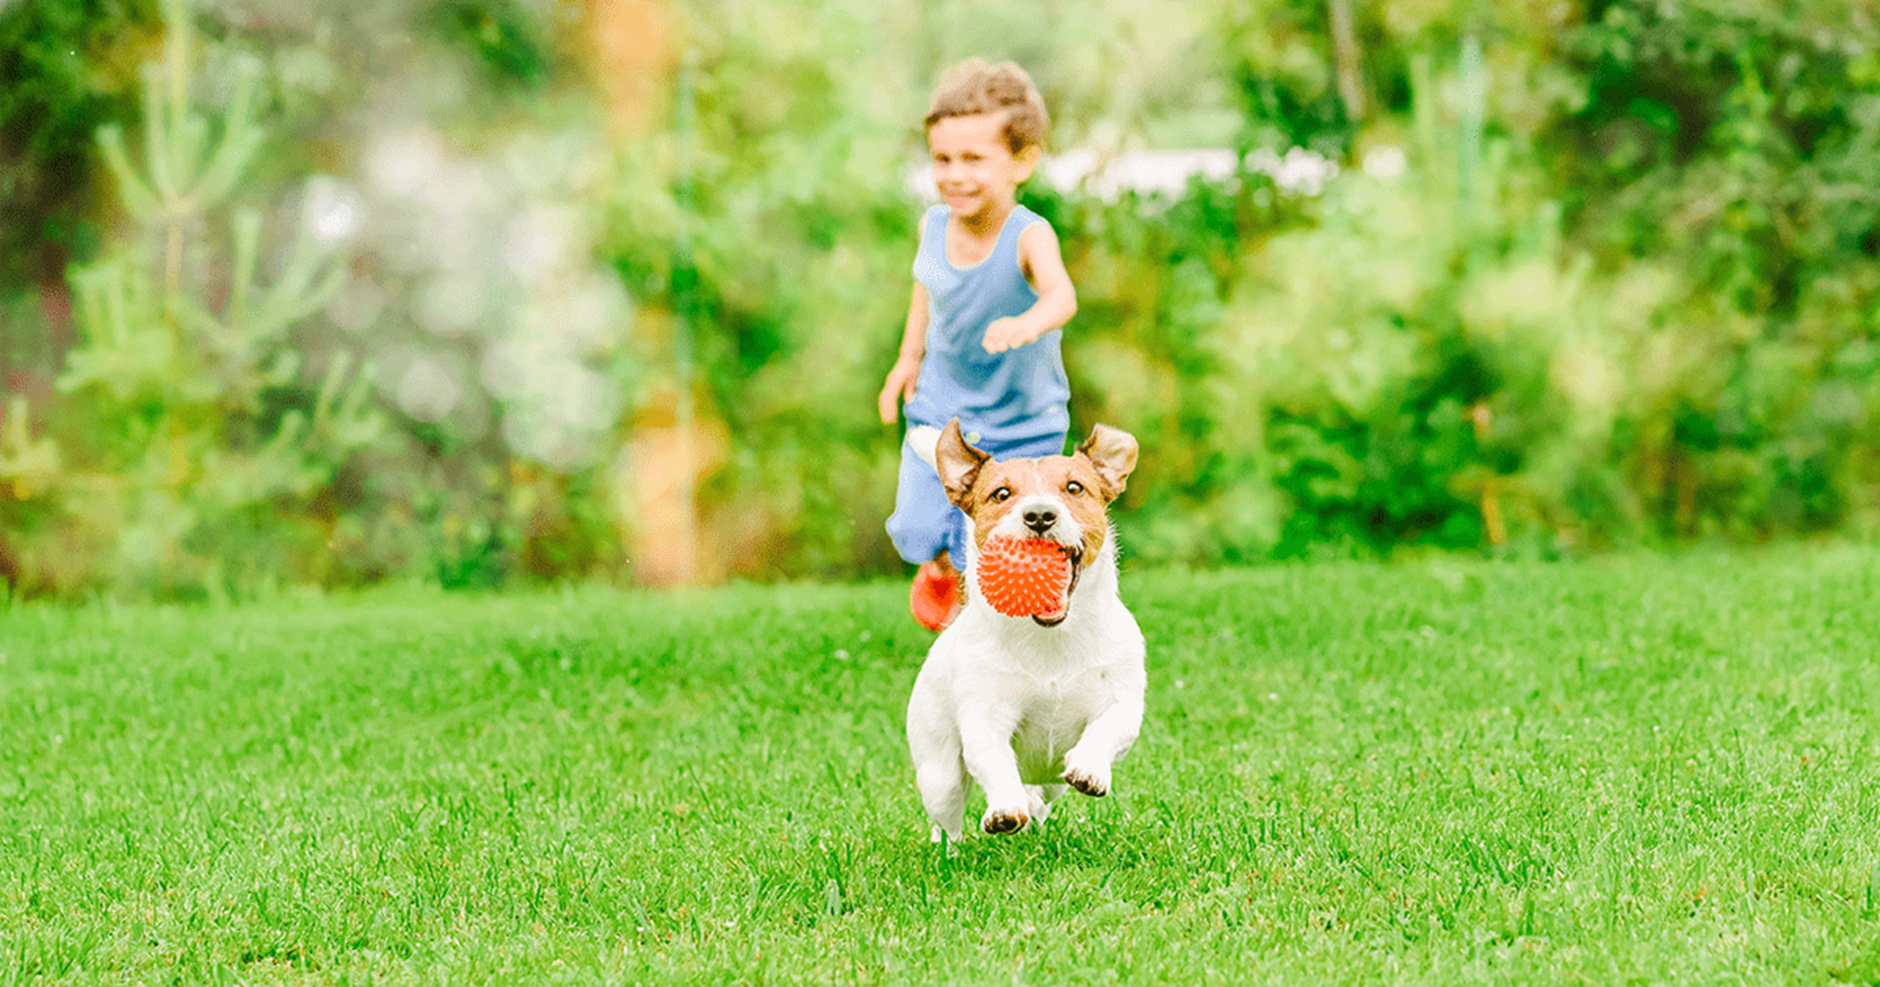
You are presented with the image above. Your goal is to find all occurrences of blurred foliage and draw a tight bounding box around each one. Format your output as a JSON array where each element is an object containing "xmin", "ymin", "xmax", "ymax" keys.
[
  {"xmin": 427, "ymin": 0, "xmax": 553, "ymax": 89},
  {"xmin": 3, "ymin": 0, "xmax": 379, "ymax": 597},
  {"xmin": 0, "ymin": 0, "xmax": 158, "ymax": 292},
  {"xmin": 2, "ymin": 0, "xmax": 1879, "ymax": 598},
  {"xmin": 1542, "ymin": 0, "xmax": 1880, "ymax": 544}
]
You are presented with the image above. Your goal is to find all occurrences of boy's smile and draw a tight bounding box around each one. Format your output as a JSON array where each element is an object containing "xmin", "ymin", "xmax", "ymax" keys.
[{"xmin": 928, "ymin": 112, "xmax": 1040, "ymax": 230}]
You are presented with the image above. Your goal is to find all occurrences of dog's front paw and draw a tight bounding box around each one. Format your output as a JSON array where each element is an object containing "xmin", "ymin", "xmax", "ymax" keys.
[
  {"xmin": 1064, "ymin": 765, "xmax": 1110, "ymax": 798},
  {"xmin": 981, "ymin": 807, "xmax": 1030, "ymax": 835}
]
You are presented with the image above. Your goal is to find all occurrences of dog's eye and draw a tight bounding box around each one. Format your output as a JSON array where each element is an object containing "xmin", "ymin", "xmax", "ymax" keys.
[
  {"xmin": 1066, "ymin": 480, "xmax": 1085, "ymax": 496},
  {"xmin": 990, "ymin": 486, "xmax": 1012, "ymax": 503}
]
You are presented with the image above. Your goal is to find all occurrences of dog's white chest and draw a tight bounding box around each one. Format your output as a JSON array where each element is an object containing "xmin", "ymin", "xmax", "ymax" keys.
[
  {"xmin": 1011, "ymin": 699, "xmax": 1087, "ymax": 783},
  {"xmin": 1004, "ymin": 659, "xmax": 1124, "ymax": 782}
]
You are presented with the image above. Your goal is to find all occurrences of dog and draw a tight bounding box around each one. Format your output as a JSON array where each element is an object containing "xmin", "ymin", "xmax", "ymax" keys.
[{"xmin": 905, "ymin": 418, "xmax": 1144, "ymax": 841}]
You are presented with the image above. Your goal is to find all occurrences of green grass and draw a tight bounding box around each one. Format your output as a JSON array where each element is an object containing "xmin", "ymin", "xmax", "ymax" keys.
[{"xmin": 4, "ymin": 548, "xmax": 1880, "ymax": 985}]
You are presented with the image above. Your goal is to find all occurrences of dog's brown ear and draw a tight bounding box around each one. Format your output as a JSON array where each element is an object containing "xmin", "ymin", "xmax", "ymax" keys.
[
  {"xmin": 934, "ymin": 418, "xmax": 991, "ymax": 511},
  {"xmin": 1075, "ymin": 423, "xmax": 1138, "ymax": 502}
]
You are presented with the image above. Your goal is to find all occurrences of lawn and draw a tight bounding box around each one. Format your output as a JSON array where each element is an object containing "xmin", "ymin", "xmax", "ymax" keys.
[{"xmin": 4, "ymin": 547, "xmax": 1880, "ymax": 985}]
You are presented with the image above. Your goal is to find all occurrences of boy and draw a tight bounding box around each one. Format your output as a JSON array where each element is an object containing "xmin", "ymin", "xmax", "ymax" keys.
[{"xmin": 878, "ymin": 59, "xmax": 1078, "ymax": 630}]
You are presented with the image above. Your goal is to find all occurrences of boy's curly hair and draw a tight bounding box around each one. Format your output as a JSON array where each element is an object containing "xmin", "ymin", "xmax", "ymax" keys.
[{"xmin": 925, "ymin": 58, "xmax": 1049, "ymax": 153}]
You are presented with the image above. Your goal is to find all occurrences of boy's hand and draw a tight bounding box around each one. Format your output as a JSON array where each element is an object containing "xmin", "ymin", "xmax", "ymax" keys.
[
  {"xmin": 982, "ymin": 316, "xmax": 1037, "ymax": 354},
  {"xmin": 878, "ymin": 358, "xmax": 920, "ymax": 424}
]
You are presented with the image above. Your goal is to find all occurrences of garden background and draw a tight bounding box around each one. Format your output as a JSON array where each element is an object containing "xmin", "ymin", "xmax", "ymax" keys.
[{"xmin": 3, "ymin": 0, "xmax": 1878, "ymax": 600}]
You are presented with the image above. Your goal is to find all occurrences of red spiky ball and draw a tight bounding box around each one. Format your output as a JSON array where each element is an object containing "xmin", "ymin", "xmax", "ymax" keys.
[{"xmin": 975, "ymin": 535, "xmax": 1074, "ymax": 618}]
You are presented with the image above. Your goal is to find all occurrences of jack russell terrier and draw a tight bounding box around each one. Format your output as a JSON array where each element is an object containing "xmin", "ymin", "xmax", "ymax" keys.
[{"xmin": 904, "ymin": 418, "xmax": 1144, "ymax": 841}]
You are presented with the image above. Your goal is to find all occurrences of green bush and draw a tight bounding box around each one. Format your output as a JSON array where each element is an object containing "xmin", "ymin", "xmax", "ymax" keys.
[
  {"xmin": 6, "ymin": 0, "xmax": 1880, "ymax": 597},
  {"xmin": 0, "ymin": 0, "xmax": 157, "ymax": 294},
  {"xmin": 1028, "ymin": 0, "xmax": 1880, "ymax": 564},
  {"xmin": 0, "ymin": 0, "xmax": 377, "ymax": 599}
]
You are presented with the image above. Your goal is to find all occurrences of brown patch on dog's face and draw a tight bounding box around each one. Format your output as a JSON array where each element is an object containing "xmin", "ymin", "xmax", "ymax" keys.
[
  {"xmin": 962, "ymin": 455, "xmax": 1114, "ymax": 561},
  {"xmin": 936, "ymin": 421, "xmax": 1137, "ymax": 511},
  {"xmin": 933, "ymin": 420, "xmax": 1140, "ymax": 624}
]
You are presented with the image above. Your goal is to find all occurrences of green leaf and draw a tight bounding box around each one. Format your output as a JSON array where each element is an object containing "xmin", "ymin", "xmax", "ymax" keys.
[{"xmin": 96, "ymin": 126, "xmax": 163, "ymax": 221}]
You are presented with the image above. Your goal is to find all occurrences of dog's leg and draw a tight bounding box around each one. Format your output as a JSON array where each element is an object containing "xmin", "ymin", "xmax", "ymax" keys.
[
  {"xmin": 914, "ymin": 756, "xmax": 967, "ymax": 843},
  {"xmin": 1062, "ymin": 698, "xmax": 1143, "ymax": 798},
  {"xmin": 958, "ymin": 710, "xmax": 1031, "ymax": 834},
  {"xmin": 909, "ymin": 698, "xmax": 968, "ymax": 842},
  {"xmin": 1023, "ymin": 784, "xmax": 1055, "ymax": 825}
]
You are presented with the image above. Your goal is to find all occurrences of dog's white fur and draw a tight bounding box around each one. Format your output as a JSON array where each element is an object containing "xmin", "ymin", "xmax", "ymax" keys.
[{"xmin": 905, "ymin": 420, "xmax": 1145, "ymax": 841}]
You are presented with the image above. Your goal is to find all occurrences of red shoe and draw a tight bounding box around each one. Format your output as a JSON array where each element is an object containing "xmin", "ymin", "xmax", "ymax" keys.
[{"xmin": 910, "ymin": 560, "xmax": 961, "ymax": 631}]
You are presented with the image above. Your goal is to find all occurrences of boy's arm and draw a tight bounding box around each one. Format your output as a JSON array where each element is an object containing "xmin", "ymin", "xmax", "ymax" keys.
[
  {"xmin": 879, "ymin": 282, "xmax": 930, "ymax": 424},
  {"xmin": 982, "ymin": 222, "xmax": 1078, "ymax": 354}
]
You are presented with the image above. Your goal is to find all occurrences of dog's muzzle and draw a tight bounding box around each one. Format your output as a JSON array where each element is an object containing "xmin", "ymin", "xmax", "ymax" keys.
[
  {"xmin": 1002, "ymin": 496, "xmax": 1085, "ymax": 627},
  {"xmin": 1029, "ymin": 540, "xmax": 1083, "ymax": 627}
]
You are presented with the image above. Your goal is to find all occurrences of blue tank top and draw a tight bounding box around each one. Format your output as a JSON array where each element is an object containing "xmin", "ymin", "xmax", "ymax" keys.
[{"xmin": 903, "ymin": 203, "xmax": 1071, "ymax": 448}]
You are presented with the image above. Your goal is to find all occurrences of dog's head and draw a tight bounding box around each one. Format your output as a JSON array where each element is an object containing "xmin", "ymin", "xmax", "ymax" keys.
[{"xmin": 934, "ymin": 418, "xmax": 1139, "ymax": 625}]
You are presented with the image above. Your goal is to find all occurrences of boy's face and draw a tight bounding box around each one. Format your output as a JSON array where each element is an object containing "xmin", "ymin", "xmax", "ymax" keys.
[{"xmin": 927, "ymin": 112, "xmax": 1040, "ymax": 223}]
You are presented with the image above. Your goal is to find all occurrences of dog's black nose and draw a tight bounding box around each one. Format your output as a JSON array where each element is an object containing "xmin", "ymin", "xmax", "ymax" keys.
[{"xmin": 1023, "ymin": 506, "xmax": 1057, "ymax": 533}]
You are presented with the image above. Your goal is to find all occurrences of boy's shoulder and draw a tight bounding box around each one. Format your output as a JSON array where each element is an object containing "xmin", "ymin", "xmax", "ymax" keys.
[{"xmin": 1014, "ymin": 204, "xmax": 1053, "ymax": 237}]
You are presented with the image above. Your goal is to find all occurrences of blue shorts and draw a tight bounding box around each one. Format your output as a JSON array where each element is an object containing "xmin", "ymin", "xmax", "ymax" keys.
[{"xmin": 885, "ymin": 427, "xmax": 1069, "ymax": 565}]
